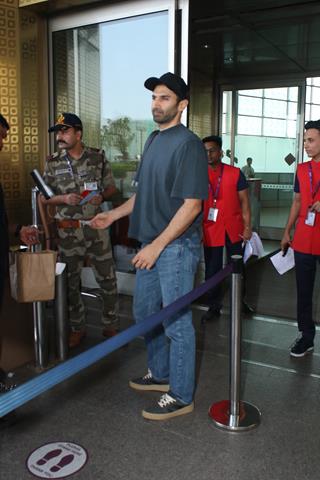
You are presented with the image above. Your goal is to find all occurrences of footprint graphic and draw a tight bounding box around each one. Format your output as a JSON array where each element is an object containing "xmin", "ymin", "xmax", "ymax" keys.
[
  {"xmin": 36, "ymin": 448, "xmax": 62, "ymax": 466},
  {"xmin": 50, "ymin": 454, "xmax": 75, "ymax": 472}
]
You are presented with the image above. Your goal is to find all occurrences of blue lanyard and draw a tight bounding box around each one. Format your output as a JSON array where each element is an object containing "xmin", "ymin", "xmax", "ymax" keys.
[
  {"xmin": 308, "ymin": 163, "xmax": 320, "ymax": 200},
  {"xmin": 209, "ymin": 164, "xmax": 224, "ymax": 205}
]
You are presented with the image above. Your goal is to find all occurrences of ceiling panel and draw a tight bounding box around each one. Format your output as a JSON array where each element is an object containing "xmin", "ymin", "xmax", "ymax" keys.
[{"xmin": 190, "ymin": 0, "xmax": 320, "ymax": 82}]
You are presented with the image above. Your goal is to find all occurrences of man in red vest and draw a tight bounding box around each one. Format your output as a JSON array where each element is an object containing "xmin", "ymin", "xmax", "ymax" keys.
[
  {"xmin": 201, "ymin": 135, "xmax": 253, "ymax": 322},
  {"xmin": 281, "ymin": 119, "xmax": 320, "ymax": 357}
]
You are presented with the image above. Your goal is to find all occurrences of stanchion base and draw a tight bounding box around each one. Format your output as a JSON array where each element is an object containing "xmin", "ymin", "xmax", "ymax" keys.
[{"xmin": 209, "ymin": 400, "xmax": 261, "ymax": 432}]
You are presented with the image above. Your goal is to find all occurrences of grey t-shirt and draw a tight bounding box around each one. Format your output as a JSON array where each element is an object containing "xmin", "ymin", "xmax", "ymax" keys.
[{"xmin": 128, "ymin": 124, "xmax": 208, "ymax": 244}]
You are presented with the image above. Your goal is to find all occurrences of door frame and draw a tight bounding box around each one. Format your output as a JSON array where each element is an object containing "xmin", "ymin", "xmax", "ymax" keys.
[
  {"xmin": 219, "ymin": 79, "xmax": 306, "ymax": 167},
  {"xmin": 47, "ymin": 0, "xmax": 190, "ymax": 293}
]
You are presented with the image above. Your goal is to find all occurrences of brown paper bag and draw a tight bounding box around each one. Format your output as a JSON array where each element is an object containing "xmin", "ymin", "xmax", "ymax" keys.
[{"xmin": 9, "ymin": 250, "xmax": 57, "ymax": 302}]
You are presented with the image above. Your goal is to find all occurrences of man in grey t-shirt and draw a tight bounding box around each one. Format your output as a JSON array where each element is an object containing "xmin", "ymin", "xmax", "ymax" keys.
[{"xmin": 91, "ymin": 72, "xmax": 208, "ymax": 420}]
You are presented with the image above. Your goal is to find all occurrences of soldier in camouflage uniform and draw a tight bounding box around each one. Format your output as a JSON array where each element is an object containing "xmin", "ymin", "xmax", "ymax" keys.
[{"xmin": 43, "ymin": 113, "xmax": 118, "ymax": 348}]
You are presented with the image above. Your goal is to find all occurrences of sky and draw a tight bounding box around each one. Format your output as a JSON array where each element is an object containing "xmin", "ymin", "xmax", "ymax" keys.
[{"xmin": 100, "ymin": 11, "xmax": 168, "ymax": 122}]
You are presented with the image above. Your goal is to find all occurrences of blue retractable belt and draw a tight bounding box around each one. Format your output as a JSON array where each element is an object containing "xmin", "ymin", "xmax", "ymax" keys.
[{"xmin": 0, "ymin": 264, "xmax": 232, "ymax": 417}]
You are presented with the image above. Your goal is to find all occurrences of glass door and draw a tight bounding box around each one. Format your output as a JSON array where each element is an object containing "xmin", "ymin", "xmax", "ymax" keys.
[
  {"xmin": 49, "ymin": 1, "xmax": 189, "ymax": 288},
  {"xmin": 221, "ymin": 85, "xmax": 302, "ymax": 241}
]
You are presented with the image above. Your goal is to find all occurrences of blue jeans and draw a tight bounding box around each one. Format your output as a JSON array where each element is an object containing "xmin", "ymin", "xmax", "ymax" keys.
[{"xmin": 133, "ymin": 231, "xmax": 201, "ymax": 405}]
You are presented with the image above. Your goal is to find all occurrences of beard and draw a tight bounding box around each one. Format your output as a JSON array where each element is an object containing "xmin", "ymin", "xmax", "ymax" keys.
[{"xmin": 152, "ymin": 107, "xmax": 178, "ymax": 125}]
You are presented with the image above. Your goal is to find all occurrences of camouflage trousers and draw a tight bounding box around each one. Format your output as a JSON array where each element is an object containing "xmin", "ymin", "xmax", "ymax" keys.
[{"xmin": 58, "ymin": 225, "xmax": 118, "ymax": 331}]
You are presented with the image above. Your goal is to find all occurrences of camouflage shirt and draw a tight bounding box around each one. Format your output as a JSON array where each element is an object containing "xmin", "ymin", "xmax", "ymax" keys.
[{"xmin": 43, "ymin": 146, "xmax": 115, "ymax": 220}]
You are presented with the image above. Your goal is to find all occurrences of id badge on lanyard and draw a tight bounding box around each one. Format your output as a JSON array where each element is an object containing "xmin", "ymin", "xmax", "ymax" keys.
[
  {"xmin": 84, "ymin": 181, "xmax": 98, "ymax": 191},
  {"xmin": 208, "ymin": 206, "xmax": 218, "ymax": 222},
  {"xmin": 207, "ymin": 165, "xmax": 223, "ymax": 222},
  {"xmin": 305, "ymin": 163, "xmax": 320, "ymax": 227},
  {"xmin": 305, "ymin": 210, "xmax": 316, "ymax": 226}
]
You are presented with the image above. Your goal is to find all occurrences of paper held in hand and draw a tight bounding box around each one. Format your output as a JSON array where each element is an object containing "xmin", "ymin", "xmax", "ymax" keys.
[
  {"xmin": 270, "ymin": 247, "xmax": 295, "ymax": 275},
  {"xmin": 243, "ymin": 232, "xmax": 265, "ymax": 263}
]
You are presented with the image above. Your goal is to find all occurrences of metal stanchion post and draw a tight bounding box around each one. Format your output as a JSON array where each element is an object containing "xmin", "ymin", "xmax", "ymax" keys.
[
  {"xmin": 54, "ymin": 265, "xmax": 68, "ymax": 361},
  {"xmin": 209, "ymin": 255, "xmax": 261, "ymax": 431},
  {"xmin": 31, "ymin": 187, "xmax": 49, "ymax": 369}
]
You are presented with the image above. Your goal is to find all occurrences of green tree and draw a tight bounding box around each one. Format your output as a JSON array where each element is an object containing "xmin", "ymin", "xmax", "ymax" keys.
[{"xmin": 101, "ymin": 117, "xmax": 134, "ymax": 160}]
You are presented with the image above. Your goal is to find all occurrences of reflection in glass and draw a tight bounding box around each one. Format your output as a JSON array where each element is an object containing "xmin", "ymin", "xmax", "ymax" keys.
[{"xmin": 52, "ymin": 11, "xmax": 168, "ymax": 271}]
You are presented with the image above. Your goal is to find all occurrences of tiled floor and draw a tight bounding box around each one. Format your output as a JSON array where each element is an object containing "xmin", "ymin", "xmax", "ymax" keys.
[{"xmin": 1, "ymin": 294, "xmax": 320, "ymax": 480}]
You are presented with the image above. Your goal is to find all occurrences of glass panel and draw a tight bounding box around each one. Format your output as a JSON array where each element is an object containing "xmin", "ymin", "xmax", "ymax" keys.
[
  {"xmin": 288, "ymin": 86, "xmax": 298, "ymax": 101},
  {"xmin": 223, "ymin": 86, "xmax": 299, "ymax": 241},
  {"xmin": 238, "ymin": 95, "xmax": 262, "ymax": 116},
  {"xmin": 263, "ymin": 99, "xmax": 287, "ymax": 118},
  {"xmin": 311, "ymin": 104, "xmax": 320, "ymax": 119},
  {"xmin": 240, "ymin": 89, "xmax": 263, "ymax": 97},
  {"xmin": 222, "ymin": 113, "xmax": 227, "ymax": 134},
  {"xmin": 222, "ymin": 91, "xmax": 232, "ymax": 134},
  {"xmin": 52, "ymin": 11, "xmax": 169, "ymax": 271},
  {"xmin": 311, "ymin": 86, "xmax": 320, "ymax": 104},
  {"xmin": 306, "ymin": 85, "xmax": 311, "ymax": 103},
  {"xmin": 305, "ymin": 103, "xmax": 311, "ymax": 121},
  {"xmin": 263, "ymin": 118, "xmax": 286, "ymax": 137},
  {"xmin": 288, "ymin": 101, "xmax": 298, "ymax": 120},
  {"xmin": 237, "ymin": 115, "xmax": 261, "ymax": 135},
  {"xmin": 287, "ymin": 119, "xmax": 296, "ymax": 138},
  {"xmin": 264, "ymin": 87, "xmax": 288, "ymax": 100}
]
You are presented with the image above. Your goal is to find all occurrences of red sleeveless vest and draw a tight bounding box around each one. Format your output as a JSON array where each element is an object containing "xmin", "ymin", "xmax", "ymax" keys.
[
  {"xmin": 203, "ymin": 163, "xmax": 244, "ymax": 247},
  {"xmin": 292, "ymin": 159, "xmax": 320, "ymax": 255}
]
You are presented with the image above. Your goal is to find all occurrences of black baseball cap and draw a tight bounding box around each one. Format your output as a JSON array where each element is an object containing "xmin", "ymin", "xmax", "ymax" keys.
[
  {"xmin": 144, "ymin": 72, "xmax": 189, "ymax": 100},
  {"xmin": 48, "ymin": 112, "xmax": 83, "ymax": 132}
]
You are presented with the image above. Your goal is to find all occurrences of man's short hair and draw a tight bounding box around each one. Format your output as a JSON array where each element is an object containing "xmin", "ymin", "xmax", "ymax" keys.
[
  {"xmin": 0, "ymin": 113, "xmax": 9, "ymax": 131},
  {"xmin": 202, "ymin": 135, "xmax": 222, "ymax": 149},
  {"xmin": 305, "ymin": 120, "xmax": 320, "ymax": 131}
]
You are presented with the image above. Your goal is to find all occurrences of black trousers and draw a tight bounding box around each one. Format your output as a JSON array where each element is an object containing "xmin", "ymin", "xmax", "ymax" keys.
[
  {"xmin": 294, "ymin": 250, "xmax": 319, "ymax": 341},
  {"xmin": 204, "ymin": 235, "xmax": 245, "ymax": 309}
]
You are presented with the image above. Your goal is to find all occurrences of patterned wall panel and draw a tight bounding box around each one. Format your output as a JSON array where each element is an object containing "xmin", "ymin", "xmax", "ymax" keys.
[
  {"xmin": 0, "ymin": 0, "xmax": 46, "ymax": 224},
  {"xmin": 0, "ymin": 0, "xmax": 22, "ymax": 221},
  {"xmin": 20, "ymin": 9, "xmax": 44, "ymax": 206}
]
